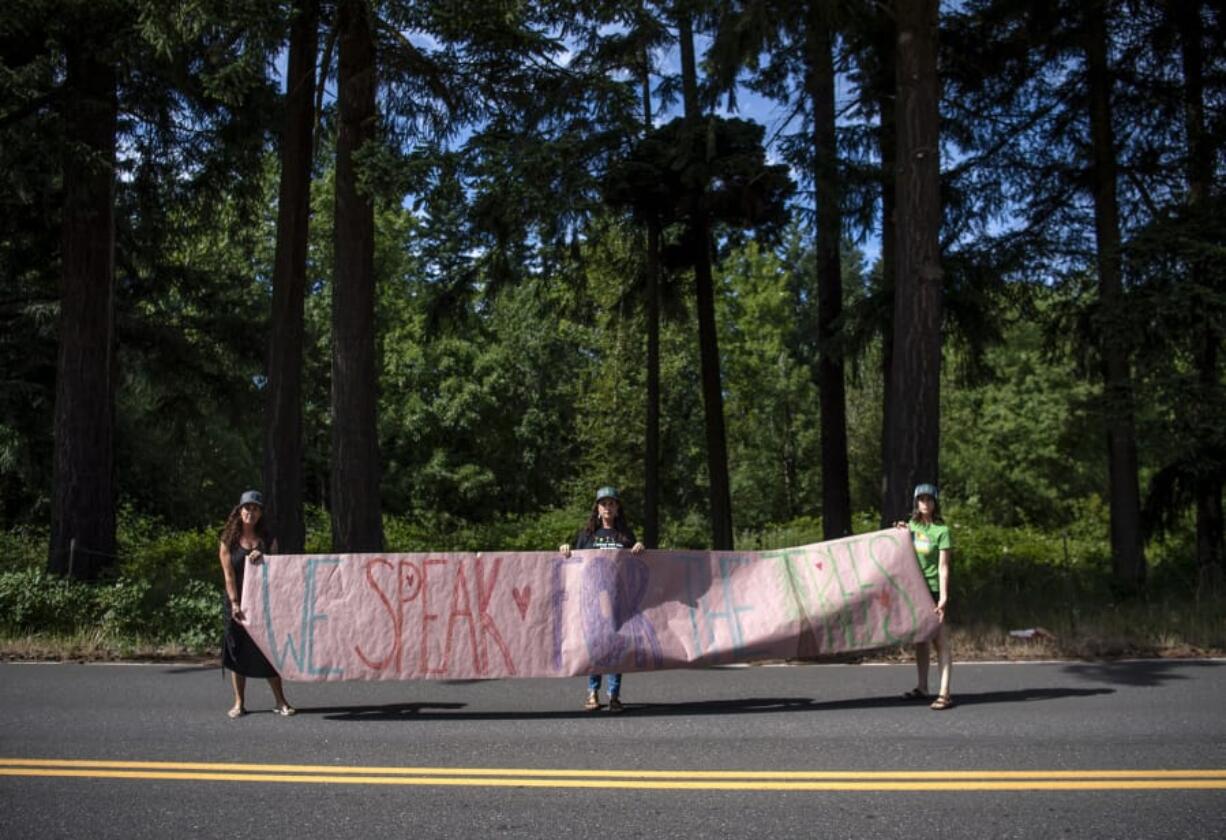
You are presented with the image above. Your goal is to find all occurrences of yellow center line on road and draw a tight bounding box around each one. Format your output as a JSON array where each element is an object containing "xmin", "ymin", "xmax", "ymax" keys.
[
  {"xmin": 1, "ymin": 759, "xmax": 1224, "ymax": 791},
  {"xmin": 3, "ymin": 758, "xmax": 1226, "ymax": 780}
]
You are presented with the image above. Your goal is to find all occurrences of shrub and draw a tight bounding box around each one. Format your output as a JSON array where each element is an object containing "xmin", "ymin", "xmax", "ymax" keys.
[
  {"xmin": 160, "ymin": 579, "xmax": 222, "ymax": 651},
  {"xmin": 736, "ymin": 515, "xmax": 824, "ymax": 551},
  {"xmin": 96, "ymin": 577, "xmax": 153, "ymax": 637},
  {"xmin": 659, "ymin": 511, "xmax": 712, "ymax": 550},
  {"xmin": 303, "ymin": 505, "xmax": 332, "ymax": 553},
  {"xmin": 0, "ymin": 569, "xmax": 101, "ymax": 633},
  {"xmin": 117, "ymin": 515, "xmax": 218, "ymax": 602},
  {"xmin": 382, "ymin": 508, "xmax": 586, "ymax": 553},
  {"xmin": 0, "ymin": 527, "xmax": 45, "ymax": 572}
]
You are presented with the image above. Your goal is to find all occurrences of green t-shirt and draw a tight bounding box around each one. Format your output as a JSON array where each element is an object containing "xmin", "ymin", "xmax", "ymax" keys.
[{"xmin": 908, "ymin": 520, "xmax": 951, "ymax": 595}]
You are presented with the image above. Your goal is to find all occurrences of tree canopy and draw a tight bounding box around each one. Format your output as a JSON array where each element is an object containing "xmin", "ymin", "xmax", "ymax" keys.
[{"xmin": 0, "ymin": 0, "xmax": 1223, "ymax": 591}]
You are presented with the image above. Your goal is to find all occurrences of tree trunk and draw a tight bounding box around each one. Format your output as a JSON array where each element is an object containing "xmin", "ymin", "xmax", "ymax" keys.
[
  {"xmin": 1195, "ymin": 330, "xmax": 1224, "ymax": 581},
  {"xmin": 641, "ymin": 43, "xmax": 661, "ymax": 549},
  {"xmin": 1085, "ymin": 5, "xmax": 1145, "ymax": 589},
  {"xmin": 49, "ymin": 33, "xmax": 117, "ymax": 580},
  {"xmin": 263, "ymin": 0, "xmax": 318, "ymax": 554},
  {"xmin": 806, "ymin": 4, "xmax": 851, "ymax": 539},
  {"xmin": 883, "ymin": 0, "xmax": 943, "ymax": 524},
  {"xmin": 679, "ymin": 11, "xmax": 734, "ymax": 550},
  {"xmin": 873, "ymin": 9, "xmax": 898, "ymax": 527},
  {"xmin": 1175, "ymin": 0, "xmax": 1223, "ymax": 583},
  {"xmin": 331, "ymin": 0, "xmax": 383, "ymax": 552}
]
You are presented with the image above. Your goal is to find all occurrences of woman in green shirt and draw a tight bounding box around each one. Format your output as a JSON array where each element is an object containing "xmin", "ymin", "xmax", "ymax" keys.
[{"xmin": 898, "ymin": 483, "xmax": 953, "ymax": 710}]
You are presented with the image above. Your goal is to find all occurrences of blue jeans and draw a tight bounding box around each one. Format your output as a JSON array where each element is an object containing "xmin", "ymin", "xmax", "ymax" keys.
[{"xmin": 587, "ymin": 673, "xmax": 622, "ymax": 696}]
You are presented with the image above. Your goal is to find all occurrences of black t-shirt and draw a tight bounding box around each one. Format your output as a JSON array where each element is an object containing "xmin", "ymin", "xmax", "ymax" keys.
[{"xmin": 574, "ymin": 527, "xmax": 636, "ymax": 550}]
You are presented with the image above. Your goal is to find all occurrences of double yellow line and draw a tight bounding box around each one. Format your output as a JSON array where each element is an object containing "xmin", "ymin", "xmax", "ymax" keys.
[{"xmin": 2, "ymin": 759, "xmax": 1225, "ymax": 791}]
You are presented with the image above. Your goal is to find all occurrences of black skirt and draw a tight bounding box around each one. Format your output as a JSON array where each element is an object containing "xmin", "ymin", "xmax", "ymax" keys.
[{"xmin": 221, "ymin": 597, "xmax": 279, "ymax": 678}]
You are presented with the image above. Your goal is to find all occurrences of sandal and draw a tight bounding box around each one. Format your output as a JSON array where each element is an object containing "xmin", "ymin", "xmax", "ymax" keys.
[
  {"xmin": 583, "ymin": 691, "xmax": 601, "ymax": 712},
  {"xmin": 227, "ymin": 706, "xmax": 247, "ymax": 719},
  {"xmin": 902, "ymin": 688, "xmax": 930, "ymax": 700},
  {"xmin": 929, "ymin": 695, "xmax": 955, "ymax": 711},
  {"xmin": 274, "ymin": 704, "xmax": 297, "ymax": 717}
]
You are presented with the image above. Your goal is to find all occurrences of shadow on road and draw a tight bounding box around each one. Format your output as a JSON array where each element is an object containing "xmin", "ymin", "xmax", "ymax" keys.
[
  {"xmin": 611, "ymin": 696, "xmax": 816, "ymax": 717},
  {"xmin": 803, "ymin": 686, "xmax": 1114, "ymax": 712},
  {"xmin": 1061, "ymin": 658, "xmax": 1220, "ymax": 688},
  {"xmin": 288, "ymin": 688, "xmax": 1112, "ymax": 719},
  {"xmin": 303, "ymin": 702, "xmax": 469, "ymax": 720},
  {"xmin": 300, "ymin": 696, "xmax": 817, "ymax": 721},
  {"xmin": 162, "ymin": 665, "xmax": 221, "ymax": 675}
]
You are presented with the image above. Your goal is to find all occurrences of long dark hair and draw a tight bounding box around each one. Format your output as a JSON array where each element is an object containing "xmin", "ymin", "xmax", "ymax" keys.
[
  {"xmin": 581, "ymin": 504, "xmax": 634, "ymax": 543},
  {"xmin": 909, "ymin": 497, "xmax": 944, "ymax": 525},
  {"xmin": 220, "ymin": 504, "xmax": 271, "ymax": 549}
]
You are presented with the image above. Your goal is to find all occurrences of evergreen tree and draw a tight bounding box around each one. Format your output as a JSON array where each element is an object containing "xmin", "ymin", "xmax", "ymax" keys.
[
  {"xmin": 678, "ymin": 3, "xmax": 733, "ymax": 548},
  {"xmin": 882, "ymin": 0, "xmax": 944, "ymax": 523},
  {"xmin": 264, "ymin": 0, "xmax": 320, "ymax": 554},
  {"xmin": 331, "ymin": 0, "xmax": 383, "ymax": 552},
  {"xmin": 708, "ymin": 0, "xmax": 854, "ymax": 538},
  {"xmin": 0, "ymin": 1, "xmax": 282, "ymax": 574}
]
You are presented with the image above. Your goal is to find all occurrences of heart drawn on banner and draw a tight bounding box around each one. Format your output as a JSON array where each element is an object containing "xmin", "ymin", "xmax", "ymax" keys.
[{"xmin": 511, "ymin": 586, "xmax": 532, "ymax": 619}]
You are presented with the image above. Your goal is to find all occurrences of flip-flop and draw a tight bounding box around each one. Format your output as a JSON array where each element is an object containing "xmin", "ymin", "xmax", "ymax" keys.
[
  {"xmin": 902, "ymin": 688, "xmax": 930, "ymax": 700},
  {"xmin": 929, "ymin": 695, "xmax": 955, "ymax": 711},
  {"xmin": 273, "ymin": 705, "xmax": 297, "ymax": 717},
  {"xmin": 227, "ymin": 706, "xmax": 247, "ymax": 719}
]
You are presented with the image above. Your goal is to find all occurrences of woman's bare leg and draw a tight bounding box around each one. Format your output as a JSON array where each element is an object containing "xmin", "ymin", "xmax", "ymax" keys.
[
  {"xmin": 913, "ymin": 641, "xmax": 930, "ymax": 693},
  {"xmin": 934, "ymin": 624, "xmax": 952, "ymax": 700},
  {"xmin": 268, "ymin": 677, "xmax": 294, "ymax": 714},
  {"xmin": 228, "ymin": 673, "xmax": 246, "ymax": 717}
]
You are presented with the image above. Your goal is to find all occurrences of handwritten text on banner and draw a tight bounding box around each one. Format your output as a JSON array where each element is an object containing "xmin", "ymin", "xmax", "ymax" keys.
[{"xmin": 241, "ymin": 529, "xmax": 939, "ymax": 681}]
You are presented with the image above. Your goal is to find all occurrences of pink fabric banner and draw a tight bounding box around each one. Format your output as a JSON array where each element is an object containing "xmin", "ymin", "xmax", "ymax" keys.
[{"xmin": 240, "ymin": 529, "xmax": 939, "ymax": 681}]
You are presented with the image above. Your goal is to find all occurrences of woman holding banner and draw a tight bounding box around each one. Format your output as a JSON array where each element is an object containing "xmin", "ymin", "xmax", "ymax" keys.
[
  {"xmin": 898, "ymin": 483, "xmax": 954, "ymax": 710},
  {"xmin": 219, "ymin": 490, "xmax": 296, "ymax": 719},
  {"xmin": 559, "ymin": 485, "xmax": 645, "ymax": 713}
]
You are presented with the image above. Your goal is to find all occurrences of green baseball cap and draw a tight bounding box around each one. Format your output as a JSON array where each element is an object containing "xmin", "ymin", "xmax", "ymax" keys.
[
  {"xmin": 239, "ymin": 489, "xmax": 264, "ymax": 507},
  {"xmin": 595, "ymin": 486, "xmax": 620, "ymax": 503}
]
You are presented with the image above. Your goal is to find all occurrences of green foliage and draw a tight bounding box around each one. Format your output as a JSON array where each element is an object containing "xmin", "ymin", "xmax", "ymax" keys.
[
  {"xmin": 0, "ymin": 526, "xmax": 46, "ymax": 571},
  {"xmin": 0, "ymin": 569, "xmax": 100, "ymax": 633},
  {"xmin": 718, "ymin": 240, "xmax": 821, "ymax": 529},
  {"xmin": 0, "ymin": 0, "xmax": 284, "ymax": 534},
  {"xmin": 115, "ymin": 512, "xmax": 219, "ymax": 602},
  {"xmin": 0, "ymin": 562, "xmax": 221, "ymax": 652},
  {"xmin": 161, "ymin": 579, "xmax": 223, "ymax": 651},
  {"xmin": 735, "ymin": 515, "xmax": 824, "ymax": 551},
  {"xmin": 941, "ymin": 310, "xmax": 1104, "ymax": 527},
  {"xmin": 0, "ymin": 513, "xmax": 223, "ymax": 647},
  {"xmin": 1, "ymin": 0, "xmax": 1221, "ymax": 605},
  {"xmin": 604, "ymin": 116, "xmax": 794, "ymax": 240},
  {"xmin": 95, "ymin": 577, "xmax": 153, "ymax": 637},
  {"xmin": 303, "ymin": 506, "xmax": 333, "ymax": 554},
  {"xmin": 382, "ymin": 508, "xmax": 586, "ymax": 552}
]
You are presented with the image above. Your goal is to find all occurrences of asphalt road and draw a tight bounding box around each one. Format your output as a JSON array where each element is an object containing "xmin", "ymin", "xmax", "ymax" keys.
[{"xmin": 1, "ymin": 658, "xmax": 1224, "ymax": 839}]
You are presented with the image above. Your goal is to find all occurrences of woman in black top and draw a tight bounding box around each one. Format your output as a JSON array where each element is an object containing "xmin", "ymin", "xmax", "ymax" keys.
[
  {"xmin": 219, "ymin": 490, "xmax": 295, "ymax": 718},
  {"xmin": 559, "ymin": 486, "xmax": 645, "ymax": 712}
]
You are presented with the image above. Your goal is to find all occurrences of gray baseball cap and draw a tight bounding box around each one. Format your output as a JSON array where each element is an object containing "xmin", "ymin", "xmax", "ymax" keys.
[{"xmin": 239, "ymin": 490, "xmax": 264, "ymax": 508}]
